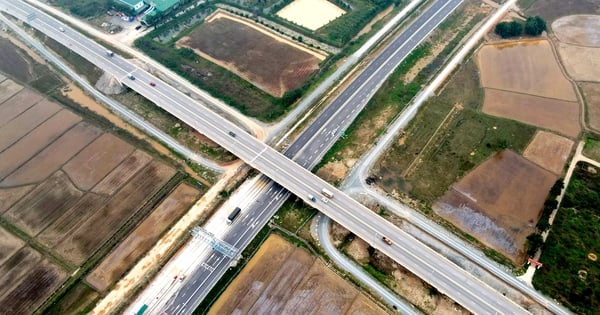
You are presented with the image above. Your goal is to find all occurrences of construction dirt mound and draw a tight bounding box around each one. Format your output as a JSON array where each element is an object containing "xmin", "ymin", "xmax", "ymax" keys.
[{"xmin": 94, "ymin": 72, "xmax": 125, "ymax": 95}]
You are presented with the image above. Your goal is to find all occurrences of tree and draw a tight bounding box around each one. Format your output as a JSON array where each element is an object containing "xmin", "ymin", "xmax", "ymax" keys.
[
  {"xmin": 549, "ymin": 179, "xmax": 564, "ymax": 196},
  {"xmin": 526, "ymin": 233, "xmax": 544, "ymax": 257},
  {"xmin": 524, "ymin": 16, "xmax": 547, "ymax": 36},
  {"xmin": 494, "ymin": 21, "xmax": 523, "ymax": 38}
]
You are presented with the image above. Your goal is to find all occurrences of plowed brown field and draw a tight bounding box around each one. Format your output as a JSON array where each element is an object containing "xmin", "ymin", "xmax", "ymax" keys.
[
  {"xmin": 478, "ymin": 41, "xmax": 577, "ymax": 101},
  {"xmin": 54, "ymin": 161, "xmax": 176, "ymax": 265},
  {"xmin": 435, "ymin": 150, "xmax": 557, "ymax": 262},
  {"xmin": 92, "ymin": 149, "xmax": 152, "ymax": 195},
  {"xmin": 63, "ymin": 133, "xmax": 134, "ymax": 190},
  {"xmin": 0, "ymin": 99, "xmax": 62, "ymax": 152},
  {"xmin": 5, "ymin": 171, "xmax": 83, "ymax": 236},
  {"xmin": 0, "ymin": 226, "xmax": 24, "ymax": 266},
  {"xmin": 0, "ymin": 88, "xmax": 42, "ymax": 127},
  {"xmin": 482, "ymin": 89, "xmax": 580, "ymax": 138},
  {"xmin": 86, "ymin": 183, "xmax": 200, "ymax": 291},
  {"xmin": 209, "ymin": 234, "xmax": 386, "ymax": 315},
  {"xmin": 0, "ymin": 258, "xmax": 67, "ymax": 315},
  {"xmin": 37, "ymin": 193, "xmax": 108, "ymax": 248},
  {"xmin": 178, "ymin": 11, "xmax": 324, "ymax": 97},
  {"xmin": 523, "ymin": 131, "xmax": 574, "ymax": 175},
  {"xmin": 0, "ymin": 122, "xmax": 102, "ymax": 186},
  {"xmin": 0, "ymin": 79, "xmax": 23, "ymax": 103}
]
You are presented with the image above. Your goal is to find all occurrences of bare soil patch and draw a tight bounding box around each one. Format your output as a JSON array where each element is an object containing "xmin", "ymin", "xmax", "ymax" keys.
[
  {"xmin": 0, "ymin": 247, "xmax": 41, "ymax": 298},
  {"xmin": 552, "ymin": 15, "xmax": 600, "ymax": 47},
  {"xmin": 482, "ymin": 89, "xmax": 580, "ymax": 138},
  {"xmin": 210, "ymin": 234, "xmax": 386, "ymax": 314},
  {"xmin": 391, "ymin": 267, "xmax": 466, "ymax": 315},
  {"xmin": 477, "ymin": 40, "xmax": 577, "ymax": 101},
  {"xmin": 209, "ymin": 234, "xmax": 294, "ymax": 314},
  {"xmin": 92, "ymin": 149, "xmax": 153, "ymax": 195},
  {"xmin": 0, "ymin": 258, "xmax": 67, "ymax": 315},
  {"xmin": 556, "ymin": 42, "xmax": 600, "ymax": 82},
  {"xmin": 0, "ymin": 88, "xmax": 43, "ymax": 128},
  {"xmin": 580, "ymin": 82, "xmax": 600, "ymax": 131},
  {"xmin": 54, "ymin": 161, "xmax": 176, "ymax": 265},
  {"xmin": 0, "ymin": 99, "xmax": 62, "ymax": 152},
  {"xmin": 316, "ymin": 161, "xmax": 348, "ymax": 183},
  {"xmin": 37, "ymin": 193, "xmax": 109, "ymax": 248},
  {"xmin": 0, "ymin": 226, "xmax": 25, "ymax": 267},
  {"xmin": 0, "ymin": 185, "xmax": 34, "ymax": 213},
  {"xmin": 5, "ymin": 171, "xmax": 83, "ymax": 237},
  {"xmin": 0, "ymin": 79, "xmax": 23, "ymax": 104},
  {"xmin": 0, "ymin": 39, "xmax": 34, "ymax": 82},
  {"xmin": 525, "ymin": 0, "xmax": 600, "ymax": 24},
  {"xmin": 178, "ymin": 11, "xmax": 324, "ymax": 97},
  {"xmin": 434, "ymin": 150, "xmax": 557, "ymax": 262},
  {"xmin": 63, "ymin": 133, "xmax": 134, "ymax": 191},
  {"xmin": 86, "ymin": 183, "xmax": 199, "ymax": 292},
  {"xmin": 0, "ymin": 110, "xmax": 81, "ymax": 180},
  {"xmin": 523, "ymin": 131, "xmax": 574, "ymax": 175},
  {"xmin": 276, "ymin": 0, "xmax": 346, "ymax": 31},
  {"xmin": 0, "ymin": 122, "xmax": 102, "ymax": 187},
  {"xmin": 345, "ymin": 238, "xmax": 370, "ymax": 264}
]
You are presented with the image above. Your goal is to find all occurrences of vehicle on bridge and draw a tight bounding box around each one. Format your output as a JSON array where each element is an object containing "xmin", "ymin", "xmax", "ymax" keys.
[
  {"xmin": 308, "ymin": 194, "xmax": 316, "ymax": 202},
  {"xmin": 149, "ymin": 82, "xmax": 156, "ymax": 87},
  {"xmin": 227, "ymin": 207, "xmax": 242, "ymax": 224},
  {"xmin": 321, "ymin": 188, "xmax": 334, "ymax": 199},
  {"xmin": 382, "ymin": 236, "xmax": 393, "ymax": 245},
  {"xmin": 106, "ymin": 50, "xmax": 114, "ymax": 57}
]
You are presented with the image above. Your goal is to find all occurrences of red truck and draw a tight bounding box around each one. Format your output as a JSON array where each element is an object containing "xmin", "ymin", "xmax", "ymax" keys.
[{"xmin": 382, "ymin": 236, "xmax": 393, "ymax": 245}]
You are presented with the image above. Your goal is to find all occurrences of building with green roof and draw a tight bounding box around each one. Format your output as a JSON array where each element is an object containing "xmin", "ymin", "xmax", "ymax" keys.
[
  {"xmin": 114, "ymin": 0, "xmax": 148, "ymax": 15},
  {"xmin": 141, "ymin": 0, "xmax": 185, "ymax": 24}
]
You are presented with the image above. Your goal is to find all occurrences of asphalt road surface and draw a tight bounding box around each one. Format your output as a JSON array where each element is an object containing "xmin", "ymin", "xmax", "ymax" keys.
[{"xmin": 1, "ymin": 1, "xmax": 528, "ymax": 314}]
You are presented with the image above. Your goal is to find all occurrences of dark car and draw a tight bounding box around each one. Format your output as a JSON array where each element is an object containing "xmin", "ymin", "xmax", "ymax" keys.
[{"xmin": 150, "ymin": 82, "xmax": 156, "ymax": 87}]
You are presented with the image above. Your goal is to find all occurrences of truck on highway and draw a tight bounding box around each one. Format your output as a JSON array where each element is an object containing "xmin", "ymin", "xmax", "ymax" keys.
[
  {"xmin": 382, "ymin": 236, "xmax": 393, "ymax": 245},
  {"xmin": 321, "ymin": 188, "xmax": 334, "ymax": 199},
  {"xmin": 227, "ymin": 207, "xmax": 242, "ymax": 224}
]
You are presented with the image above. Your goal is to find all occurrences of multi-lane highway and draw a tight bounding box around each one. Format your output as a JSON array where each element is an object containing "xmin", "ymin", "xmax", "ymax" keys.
[{"xmin": 2, "ymin": 1, "xmax": 529, "ymax": 314}]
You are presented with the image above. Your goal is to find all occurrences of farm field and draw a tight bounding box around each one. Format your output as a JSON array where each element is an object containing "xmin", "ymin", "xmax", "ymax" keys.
[
  {"xmin": 477, "ymin": 41, "xmax": 577, "ymax": 101},
  {"xmin": 555, "ymin": 43, "xmax": 600, "ymax": 82},
  {"xmin": 434, "ymin": 150, "xmax": 557, "ymax": 262},
  {"xmin": 482, "ymin": 89, "xmax": 580, "ymax": 137},
  {"xmin": 0, "ymin": 255, "xmax": 67, "ymax": 315},
  {"xmin": 580, "ymin": 82, "xmax": 600, "ymax": 131},
  {"xmin": 552, "ymin": 15, "xmax": 600, "ymax": 46},
  {"xmin": 209, "ymin": 234, "xmax": 386, "ymax": 315},
  {"xmin": 86, "ymin": 183, "xmax": 201, "ymax": 292},
  {"xmin": 0, "ymin": 74, "xmax": 187, "ymax": 313},
  {"xmin": 523, "ymin": 0, "xmax": 600, "ymax": 23},
  {"xmin": 276, "ymin": 0, "xmax": 346, "ymax": 31},
  {"xmin": 533, "ymin": 162, "xmax": 600, "ymax": 314},
  {"xmin": 523, "ymin": 131, "xmax": 574, "ymax": 175},
  {"xmin": 177, "ymin": 11, "xmax": 325, "ymax": 97}
]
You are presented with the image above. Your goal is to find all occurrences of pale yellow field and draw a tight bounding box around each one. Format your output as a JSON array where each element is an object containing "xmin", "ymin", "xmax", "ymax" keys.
[
  {"xmin": 556, "ymin": 42, "xmax": 600, "ymax": 82},
  {"xmin": 477, "ymin": 40, "xmax": 577, "ymax": 101},
  {"xmin": 276, "ymin": 0, "xmax": 345, "ymax": 31}
]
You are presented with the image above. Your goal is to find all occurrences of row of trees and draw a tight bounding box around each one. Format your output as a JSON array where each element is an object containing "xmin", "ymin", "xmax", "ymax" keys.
[
  {"xmin": 525, "ymin": 179, "xmax": 563, "ymax": 257},
  {"xmin": 494, "ymin": 16, "xmax": 547, "ymax": 39}
]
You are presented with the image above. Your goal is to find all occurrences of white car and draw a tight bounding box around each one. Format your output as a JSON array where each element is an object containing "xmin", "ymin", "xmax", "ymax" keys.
[
  {"xmin": 321, "ymin": 197, "xmax": 329, "ymax": 204},
  {"xmin": 58, "ymin": 27, "xmax": 65, "ymax": 32}
]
